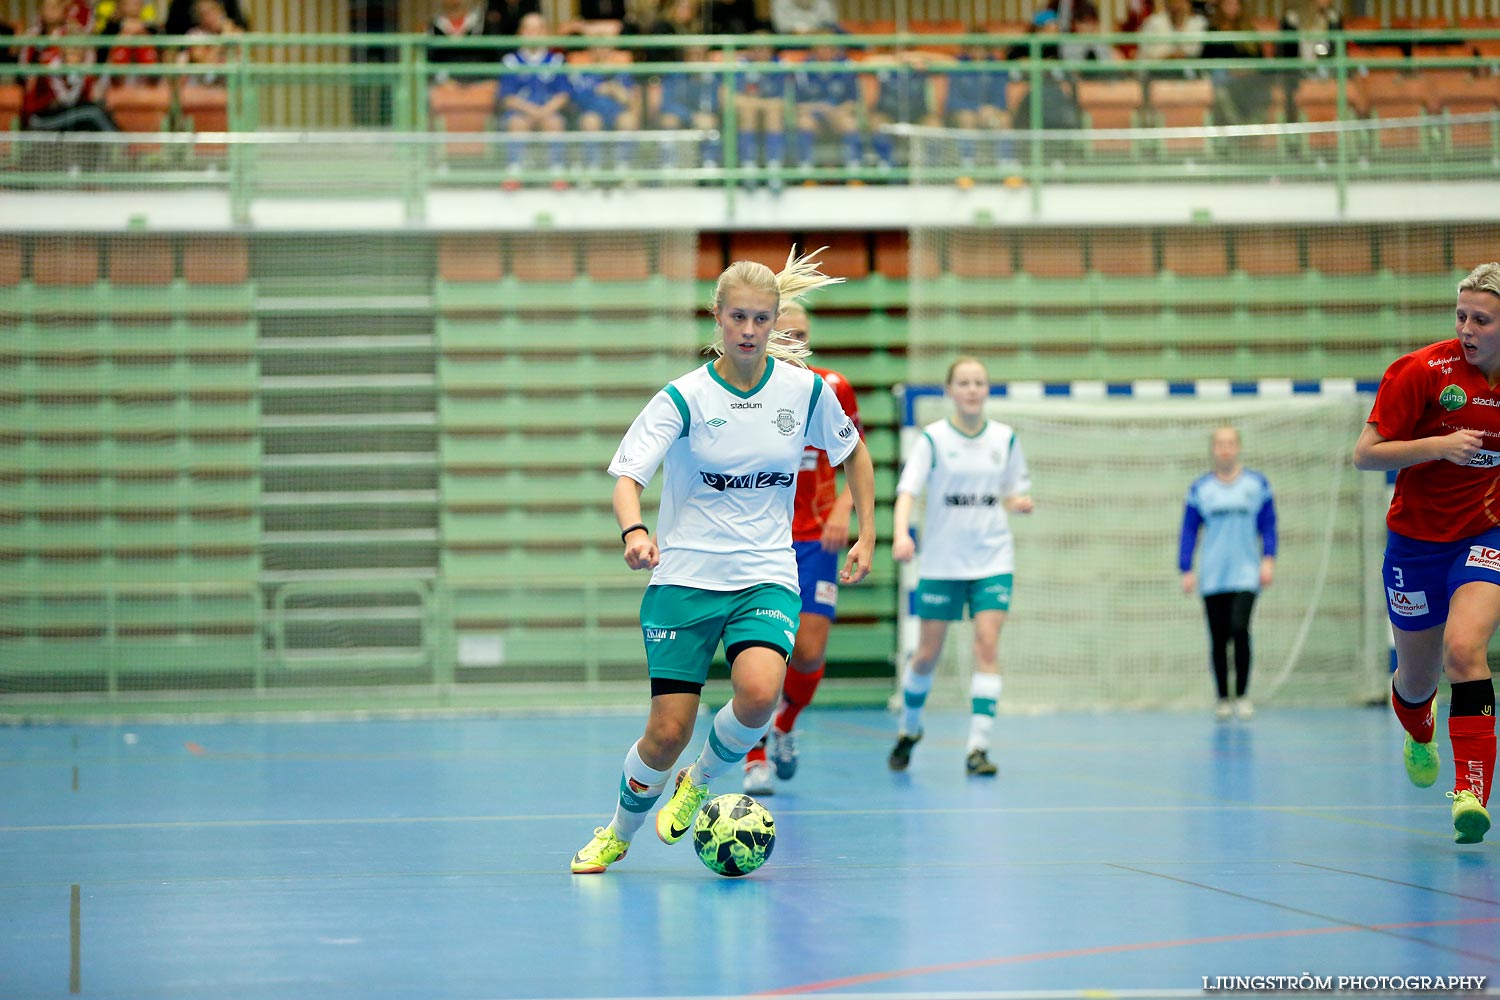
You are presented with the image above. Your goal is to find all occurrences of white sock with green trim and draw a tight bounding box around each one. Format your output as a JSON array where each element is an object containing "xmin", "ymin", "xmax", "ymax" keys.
[
  {"xmin": 690, "ymin": 702, "xmax": 767, "ymax": 785},
  {"xmin": 610, "ymin": 740, "xmax": 671, "ymax": 841},
  {"xmin": 901, "ymin": 667, "xmax": 935, "ymax": 735},
  {"xmin": 967, "ymin": 673, "xmax": 1002, "ymax": 754}
]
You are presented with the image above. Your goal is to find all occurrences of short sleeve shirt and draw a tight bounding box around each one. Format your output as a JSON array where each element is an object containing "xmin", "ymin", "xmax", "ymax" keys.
[
  {"xmin": 896, "ymin": 418, "xmax": 1031, "ymax": 579},
  {"xmin": 609, "ymin": 359, "xmax": 860, "ymax": 591},
  {"xmin": 1368, "ymin": 338, "xmax": 1500, "ymax": 542}
]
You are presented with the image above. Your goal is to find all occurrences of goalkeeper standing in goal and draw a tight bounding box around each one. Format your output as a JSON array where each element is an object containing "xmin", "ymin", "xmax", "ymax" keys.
[
  {"xmin": 1353, "ymin": 261, "xmax": 1500, "ymax": 846},
  {"xmin": 1177, "ymin": 426, "xmax": 1278, "ymax": 722},
  {"xmin": 741, "ymin": 303, "xmax": 865, "ymax": 796},
  {"xmin": 570, "ymin": 248, "xmax": 877, "ymax": 874},
  {"xmin": 889, "ymin": 357, "xmax": 1034, "ymax": 776}
]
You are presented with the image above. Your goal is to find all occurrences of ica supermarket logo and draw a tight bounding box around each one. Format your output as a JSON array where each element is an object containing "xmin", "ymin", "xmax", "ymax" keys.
[{"xmin": 1440, "ymin": 384, "xmax": 1468, "ymax": 411}]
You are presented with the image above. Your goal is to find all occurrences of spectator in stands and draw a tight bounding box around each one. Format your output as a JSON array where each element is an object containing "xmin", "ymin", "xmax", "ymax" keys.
[
  {"xmin": 484, "ymin": 0, "xmax": 541, "ymax": 38},
  {"xmin": 771, "ymin": 0, "xmax": 839, "ymax": 35},
  {"xmin": 104, "ymin": 2, "xmax": 161, "ymax": 84},
  {"xmin": 97, "ymin": 1, "xmax": 162, "ymax": 34},
  {"xmin": 793, "ymin": 41, "xmax": 862, "ymax": 172},
  {"xmin": 867, "ymin": 49, "xmax": 945, "ymax": 171},
  {"xmin": 1138, "ymin": 0, "xmax": 1209, "ymax": 60},
  {"xmin": 732, "ymin": 35, "xmax": 789, "ymax": 183},
  {"xmin": 947, "ymin": 42, "xmax": 1011, "ymax": 166},
  {"xmin": 569, "ymin": 43, "xmax": 642, "ymax": 173},
  {"xmin": 1203, "ymin": 0, "xmax": 1272, "ymax": 124},
  {"xmin": 164, "ymin": 0, "xmax": 245, "ymax": 34},
  {"xmin": 497, "ymin": 12, "xmax": 570, "ymax": 183},
  {"xmin": 1004, "ymin": 8, "xmax": 1063, "ymax": 60},
  {"xmin": 1011, "ymin": 68, "xmax": 1080, "ymax": 131},
  {"xmin": 22, "ymin": 22, "xmax": 118, "ymax": 132},
  {"xmin": 1278, "ymin": 0, "xmax": 1343, "ymax": 61},
  {"xmin": 177, "ymin": 0, "xmax": 239, "ymax": 86},
  {"xmin": 430, "ymin": 0, "xmax": 487, "ymax": 82},
  {"xmin": 706, "ymin": 0, "xmax": 764, "ymax": 34},
  {"xmin": 620, "ymin": 0, "xmax": 698, "ymax": 67},
  {"xmin": 655, "ymin": 43, "xmax": 722, "ymax": 167},
  {"xmin": 1060, "ymin": 2, "xmax": 1121, "ymax": 64}
]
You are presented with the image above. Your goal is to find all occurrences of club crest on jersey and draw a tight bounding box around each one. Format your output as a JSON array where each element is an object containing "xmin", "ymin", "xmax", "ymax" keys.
[
  {"xmin": 776, "ymin": 408, "xmax": 798, "ymax": 436},
  {"xmin": 700, "ymin": 471, "xmax": 796, "ymax": 491},
  {"xmin": 1440, "ymin": 384, "xmax": 1468, "ymax": 411}
]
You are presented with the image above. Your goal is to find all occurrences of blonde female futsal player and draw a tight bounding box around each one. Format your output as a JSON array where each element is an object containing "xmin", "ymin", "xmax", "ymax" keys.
[
  {"xmin": 1354, "ymin": 262, "xmax": 1500, "ymax": 845},
  {"xmin": 889, "ymin": 357, "xmax": 1033, "ymax": 776},
  {"xmin": 571, "ymin": 248, "xmax": 877, "ymax": 874}
]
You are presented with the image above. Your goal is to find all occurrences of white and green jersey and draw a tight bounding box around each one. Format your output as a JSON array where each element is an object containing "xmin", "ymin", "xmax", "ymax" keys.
[
  {"xmin": 897, "ymin": 418, "xmax": 1031, "ymax": 580},
  {"xmin": 609, "ymin": 359, "xmax": 860, "ymax": 592}
]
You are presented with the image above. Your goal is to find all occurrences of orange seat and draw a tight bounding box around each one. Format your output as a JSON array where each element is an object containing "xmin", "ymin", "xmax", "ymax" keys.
[
  {"xmin": 430, "ymin": 80, "xmax": 499, "ymax": 158},
  {"xmin": 655, "ymin": 232, "xmax": 717, "ymax": 283},
  {"xmin": 1149, "ymin": 78, "xmax": 1214, "ymax": 154},
  {"xmin": 509, "ymin": 234, "xmax": 578, "ymax": 282},
  {"xmin": 802, "ymin": 234, "xmax": 870, "ymax": 281},
  {"xmin": 1091, "ymin": 230, "xmax": 1155, "ymax": 277},
  {"xmin": 182, "ymin": 236, "xmax": 250, "ymax": 285},
  {"xmin": 947, "ymin": 230, "xmax": 1014, "ymax": 279},
  {"xmin": 1162, "ymin": 229, "xmax": 1230, "ymax": 278},
  {"xmin": 910, "ymin": 19, "xmax": 966, "ymax": 55},
  {"xmin": 1452, "ymin": 228, "xmax": 1492, "ymax": 273},
  {"xmin": 178, "ymin": 82, "xmax": 229, "ymax": 155},
  {"xmin": 1019, "ymin": 230, "xmax": 1086, "ymax": 278},
  {"xmin": 696, "ymin": 232, "xmax": 726, "ymax": 281},
  {"xmin": 873, "ymin": 231, "xmax": 910, "ymax": 279},
  {"xmin": 0, "ymin": 82, "xmax": 21, "ymax": 134},
  {"xmin": 1380, "ymin": 225, "xmax": 1447, "ymax": 275},
  {"xmin": 104, "ymin": 82, "xmax": 172, "ymax": 153},
  {"xmin": 0, "ymin": 235, "xmax": 21, "ymax": 287},
  {"xmin": 33, "ymin": 236, "xmax": 101, "ymax": 287},
  {"xmin": 1361, "ymin": 71, "xmax": 1430, "ymax": 149},
  {"xmin": 437, "ymin": 236, "xmax": 504, "ymax": 284},
  {"xmin": 1076, "ymin": 78, "xmax": 1144, "ymax": 154},
  {"xmin": 727, "ymin": 233, "xmax": 795, "ymax": 271},
  {"xmin": 108, "ymin": 236, "xmax": 174, "ymax": 286},
  {"xmin": 1293, "ymin": 76, "xmax": 1363, "ymax": 151},
  {"xmin": 1429, "ymin": 75, "xmax": 1500, "ymax": 149},
  {"xmin": 1234, "ymin": 228, "xmax": 1301, "ymax": 276},
  {"xmin": 1306, "ymin": 226, "xmax": 1375, "ymax": 276},
  {"xmin": 583, "ymin": 233, "xmax": 651, "ymax": 282}
]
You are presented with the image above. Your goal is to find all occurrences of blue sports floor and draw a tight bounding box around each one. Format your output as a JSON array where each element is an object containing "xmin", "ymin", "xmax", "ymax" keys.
[{"xmin": 2, "ymin": 706, "xmax": 1498, "ymax": 1000}]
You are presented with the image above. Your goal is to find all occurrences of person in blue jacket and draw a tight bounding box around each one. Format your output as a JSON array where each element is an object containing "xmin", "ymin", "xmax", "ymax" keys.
[{"xmin": 1179, "ymin": 425, "xmax": 1278, "ymax": 720}]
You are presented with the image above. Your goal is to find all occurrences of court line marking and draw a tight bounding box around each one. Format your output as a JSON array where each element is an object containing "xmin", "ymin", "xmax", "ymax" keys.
[
  {"xmin": 0, "ymin": 802, "xmax": 1450, "ymax": 834},
  {"xmin": 1111, "ymin": 863, "xmax": 1500, "ymax": 964},
  {"xmin": 749, "ymin": 917, "xmax": 1500, "ymax": 997},
  {"xmin": 1298, "ymin": 862, "xmax": 1500, "ymax": 907}
]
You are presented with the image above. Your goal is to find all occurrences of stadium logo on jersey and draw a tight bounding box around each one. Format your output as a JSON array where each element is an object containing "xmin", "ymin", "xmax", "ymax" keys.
[
  {"xmin": 706, "ymin": 418, "xmax": 727, "ymax": 427},
  {"xmin": 1465, "ymin": 546, "xmax": 1500, "ymax": 573},
  {"xmin": 700, "ymin": 471, "xmax": 796, "ymax": 491},
  {"xmin": 731, "ymin": 402, "xmax": 762, "ymax": 410},
  {"xmin": 1440, "ymin": 384, "xmax": 1468, "ymax": 411},
  {"xmin": 776, "ymin": 408, "xmax": 798, "ymax": 436},
  {"xmin": 1472, "ymin": 397, "xmax": 1500, "ymax": 408},
  {"xmin": 1386, "ymin": 588, "xmax": 1429, "ymax": 617}
]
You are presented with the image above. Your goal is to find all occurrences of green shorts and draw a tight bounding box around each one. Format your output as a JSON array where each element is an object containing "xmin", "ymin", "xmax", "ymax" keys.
[
  {"xmin": 913, "ymin": 574, "xmax": 1013, "ymax": 621},
  {"xmin": 639, "ymin": 583, "xmax": 801, "ymax": 684}
]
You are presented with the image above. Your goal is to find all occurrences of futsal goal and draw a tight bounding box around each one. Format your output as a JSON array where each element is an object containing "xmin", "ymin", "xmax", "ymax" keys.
[{"xmin": 895, "ymin": 381, "xmax": 1393, "ymax": 711}]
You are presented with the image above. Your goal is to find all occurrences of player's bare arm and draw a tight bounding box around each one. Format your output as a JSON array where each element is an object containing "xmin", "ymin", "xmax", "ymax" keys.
[
  {"xmin": 1353, "ymin": 422, "xmax": 1484, "ymax": 471},
  {"xmin": 838, "ymin": 439, "xmax": 876, "ymax": 584},
  {"xmin": 613, "ymin": 475, "xmax": 658, "ymax": 571}
]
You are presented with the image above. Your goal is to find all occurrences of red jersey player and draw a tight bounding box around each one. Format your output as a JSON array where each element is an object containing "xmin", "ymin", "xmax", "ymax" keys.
[
  {"xmin": 1354, "ymin": 261, "xmax": 1500, "ymax": 845},
  {"xmin": 743, "ymin": 302, "xmax": 864, "ymax": 795}
]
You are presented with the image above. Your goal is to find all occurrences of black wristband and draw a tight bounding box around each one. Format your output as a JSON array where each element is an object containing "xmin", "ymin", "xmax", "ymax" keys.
[{"xmin": 620, "ymin": 523, "xmax": 648, "ymax": 544}]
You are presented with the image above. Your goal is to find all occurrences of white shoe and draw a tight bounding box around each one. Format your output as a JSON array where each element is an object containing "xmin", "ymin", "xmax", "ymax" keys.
[
  {"xmin": 743, "ymin": 760, "xmax": 774, "ymax": 796},
  {"xmin": 1214, "ymin": 698, "xmax": 1233, "ymax": 720},
  {"xmin": 1235, "ymin": 698, "xmax": 1255, "ymax": 720}
]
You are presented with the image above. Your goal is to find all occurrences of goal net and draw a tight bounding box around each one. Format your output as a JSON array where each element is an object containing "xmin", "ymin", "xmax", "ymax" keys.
[{"xmin": 896, "ymin": 383, "xmax": 1392, "ymax": 712}]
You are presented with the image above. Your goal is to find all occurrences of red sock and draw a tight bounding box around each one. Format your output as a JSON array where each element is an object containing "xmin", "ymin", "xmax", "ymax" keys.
[
  {"xmin": 1450, "ymin": 715, "xmax": 1497, "ymax": 806},
  {"xmin": 1391, "ymin": 682, "xmax": 1436, "ymax": 744},
  {"xmin": 775, "ymin": 665, "xmax": 824, "ymax": 733}
]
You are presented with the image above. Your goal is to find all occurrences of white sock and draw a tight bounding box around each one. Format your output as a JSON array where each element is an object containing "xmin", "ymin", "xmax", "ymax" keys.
[
  {"xmin": 968, "ymin": 673, "xmax": 1002, "ymax": 753},
  {"xmin": 690, "ymin": 701, "xmax": 768, "ymax": 785},
  {"xmin": 609, "ymin": 740, "xmax": 671, "ymax": 841},
  {"xmin": 901, "ymin": 667, "xmax": 935, "ymax": 735}
]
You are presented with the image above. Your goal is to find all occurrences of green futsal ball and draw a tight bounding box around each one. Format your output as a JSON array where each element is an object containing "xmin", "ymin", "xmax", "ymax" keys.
[{"xmin": 693, "ymin": 793, "xmax": 776, "ymax": 877}]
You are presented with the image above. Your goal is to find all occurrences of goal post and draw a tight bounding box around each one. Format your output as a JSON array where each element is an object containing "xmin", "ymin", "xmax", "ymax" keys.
[{"xmin": 894, "ymin": 379, "xmax": 1392, "ymax": 711}]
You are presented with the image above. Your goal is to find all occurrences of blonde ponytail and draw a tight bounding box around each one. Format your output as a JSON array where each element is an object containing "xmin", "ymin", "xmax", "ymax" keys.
[{"xmin": 707, "ymin": 245, "xmax": 845, "ymax": 367}]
